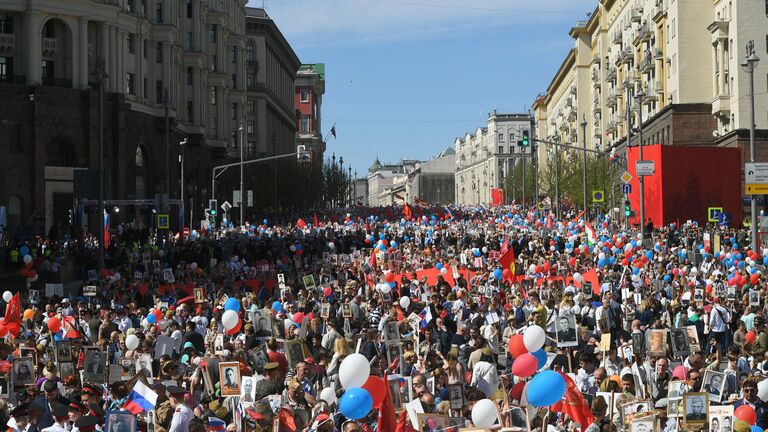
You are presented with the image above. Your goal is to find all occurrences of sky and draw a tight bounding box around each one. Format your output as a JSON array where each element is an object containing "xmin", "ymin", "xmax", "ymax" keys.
[{"xmin": 247, "ymin": 0, "xmax": 596, "ymax": 176}]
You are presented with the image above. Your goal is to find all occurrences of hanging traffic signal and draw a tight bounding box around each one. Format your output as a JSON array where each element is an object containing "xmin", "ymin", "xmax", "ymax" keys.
[
  {"xmin": 521, "ymin": 130, "xmax": 530, "ymax": 146},
  {"xmin": 624, "ymin": 200, "xmax": 631, "ymax": 217}
]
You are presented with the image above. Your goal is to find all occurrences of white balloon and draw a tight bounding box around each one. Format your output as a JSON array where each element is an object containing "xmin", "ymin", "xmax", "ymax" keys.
[
  {"xmin": 125, "ymin": 334, "xmax": 140, "ymax": 350},
  {"xmin": 379, "ymin": 283, "xmax": 391, "ymax": 294},
  {"xmin": 320, "ymin": 387, "xmax": 337, "ymax": 404},
  {"xmin": 523, "ymin": 325, "xmax": 546, "ymax": 352},
  {"xmin": 29, "ymin": 274, "xmax": 38, "ymax": 282},
  {"xmin": 289, "ymin": 245, "xmax": 296, "ymax": 252},
  {"xmin": 598, "ymin": 252, "xmax": 606, "ymax": 260},
  {"xmin": 399, "ymin": 296, "xmax": 410, "ymax": 309},
  {"xmin": 471, "ymin": 399, "xmax": 499, "ymax": 427},
  {"xmin": 440, "ymin": 267, "xmax": 447, "ymax": 274},
  {"xmin": 758, "ymin": 378, "xmax": 768, "ymax": 402},
  {"xmin": 23, "ymin": 255, "xmax": 32, "ymax": 264},
  {"xmin": 2, "ymin": 291, "xmax": 12, "ymax": 302},
  {"xmin": 339, "ymin": 353, "xmax": 370, "ymax": 389},
  {"xmin": 222, "ymin": 310, "xmax": 239, "ymax": 330},
  {"xmin": 573, "ymin": 273, "xmax": 583, "ymax": 283},
  {"xmin": 482, "ymin": 247, "xmax": 488, "ymax": 253}
]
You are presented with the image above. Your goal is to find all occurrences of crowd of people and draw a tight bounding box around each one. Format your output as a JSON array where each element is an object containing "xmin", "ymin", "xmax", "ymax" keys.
[{"xmin": 0, "ymin": 204, "xmax": 766, "ymax": 432}]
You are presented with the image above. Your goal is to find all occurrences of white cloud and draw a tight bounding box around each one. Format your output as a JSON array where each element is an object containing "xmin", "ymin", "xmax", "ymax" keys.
[{"xmin": 248, "ymin": 0, "xmax": 595, "ymax": 46}]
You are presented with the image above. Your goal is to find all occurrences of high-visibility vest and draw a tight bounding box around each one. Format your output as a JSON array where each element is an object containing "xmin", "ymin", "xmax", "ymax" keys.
[{"xmin": 9, "ymin": 249, "xmax": 19, "ymax": 262}]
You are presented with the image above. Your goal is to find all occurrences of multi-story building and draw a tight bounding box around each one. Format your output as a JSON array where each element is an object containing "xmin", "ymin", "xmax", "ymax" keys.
[
  {"xmin": 292, "ymin": 63, "xmax": 326, "ymax": 209},
  {"xmin": 366, "ymin": 158, "xmax": 420, "ymax": 207},
  {"xmin": 454, "ymin": 111, "xmax": 532, "ymax": 205},
  {"xmin": 534, "ymin": 0, "xmax": 768, "ymax": 209},
  {"xmin": 0, "ymin": 1, "xmax": 303, "ymax": 235}
]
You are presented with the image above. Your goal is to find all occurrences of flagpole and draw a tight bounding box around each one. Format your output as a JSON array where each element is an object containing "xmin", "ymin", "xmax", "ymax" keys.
[{"xmin": 323, "ymin": 122, "xmax": 337, "ymax": 142}]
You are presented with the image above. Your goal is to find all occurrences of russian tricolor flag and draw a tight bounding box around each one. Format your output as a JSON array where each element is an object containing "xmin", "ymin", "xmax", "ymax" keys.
[
  {"xmin": 207, "ymin": 417, "xmax": 226, "ymax": 432},
  {"xmin": 123, "ymin": 381, "xmax": 158, "ymax": 414}
]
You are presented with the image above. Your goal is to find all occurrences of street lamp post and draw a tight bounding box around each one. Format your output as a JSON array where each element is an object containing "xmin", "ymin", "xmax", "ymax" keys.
[
  {"xmin": 179, "ymin": 138, "xmax": 187, "ymax": 228},
  {"xmin": 636, "ymin": 87, "xmax": 646, "ymax": 242},
  {"xmin": 554, "ymin": 137, "xmax": 561, "ymax": 220},
  {"xmin": 91, "ymin": 57, "xmax": 108, "ymax": 269},
  {"xmin": 581, "ymin": 115, "xmax": 588, "ymax": 219},
  {"xmin": 339, "ymin": 157, "xmax": 344, "ymax": 208},
  {"xmin": 239, "ymin": 124, "xmax": 244, "ymax": 226},
  {"xmin": 624, "ymin": 79, "xmax": 633, "ymax": 229},
  {"xmin": 742, "ymin": 40, "xmax": 760, "ymax": 252}
]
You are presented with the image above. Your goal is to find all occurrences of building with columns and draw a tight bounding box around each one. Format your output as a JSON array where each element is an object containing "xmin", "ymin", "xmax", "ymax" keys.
[{"xmin": 0, "ymin": 1, "xmax": 301, "ymax": 235}]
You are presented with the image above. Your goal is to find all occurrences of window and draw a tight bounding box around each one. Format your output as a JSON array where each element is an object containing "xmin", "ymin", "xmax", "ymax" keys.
[
  {"xmin": 186, "ymin": 67, "xmax": 193, "ymax": 85},
  {"xmin": 126, "ymin": 73, "xmax": 135, "ymax": 94},
  {"xmin": 0, "ymin": 13, "xmax": 12, "ymax": 34},
  {"xmin": 210, "ymin": 86, "xmax": 217, "ymax": 105},
  {"xmin": 247, "ymin": 141, "xmax": 256, "ymax": 157},
  {"xmin": 247, "ymin": 99, "xmax": 255, "ymax": 115},
  {"xmin": 186, "ymin": 0, "xmax": 193, "ymax": 17},
  {"xmin": 231, "ymin": 103, "xmax": 237, "ymax": 121},
  {"xmin": 127, "ymin": 0, "xmax": 135, "ymax": 13},
  {"xmin": 246, "ymin": 41, "xmax": 255, "ymax": 62},
  {"xmin": 300, "ymin": 116, "xmax": 309, "ymax": 132},
  {"xmin": 498, "ymin": 133, "xmax": 504, "ymax": 142},
  {"xmin": 210, "ymin": 54, "xmax": 216, "ymax": 71},
  {"xmin": 156, "ymin": 80, "xmax": 163, "ymax": 103},
  {"xmin": 143, "ymin": 78, "xmax": 148, "ymax": 99},
  {"xmin": 247, "ymin": 120, "xmax": 254, "ymax": 134},
  {"xmin": 231, "ymin": 46, "xmax": 237, "ymax": 63},
  {"xmin": 247, "ymin": 71, "xmax": 255, "ymax": 88},
  {"xmin": 509, "ymin": 133, "xmax": 514, "ymax": 142},
  {"xmin": 186, "ymin": 32, "xmax": 193, "ymax": 50},
  {"xmin": 766, "ymin": 0, "xmax": 768, "ymax": 15},
  {"xmin": 8, "ymin": 123, "xmax": 21, "ymax": 154},
  {"xmin": 187, "ymin": 100, "xmax": 194, "ymax": 122},
  {"xmin": 41, "ymin": 60, "xmax": 54, "ymax": 79},
  {"xmin": 231, "ymin": 74, "xmax": 237, "ymax": 89},
  {"xmin": 209, "ymin": 24, "xmax": 217, "ymax": 43},
  {"xmin": 141, "ymin": 0, "xmax": 148, "ymax": 16},
  {"xmin": 498, "ymin": 146, "xmax": 504, "ymax": 154},
  {"xmin": 300, "ymin": 89, "xmax": 309, "ymax": 102},
  {"xmin": 155, "ymin": 0, "xmax": 163, "ymax": 23},
  {"xmin": 155, "ymin": 42, "xmax": 162, "ymax": 63},
  {"xmin": 671, "ymin": 18, "xmax": 675, "ymax": 38},
  {"xmin": 0, "ymin": 56, "xmax": 12, "ymax": 80},
  {"xmin": 128, "ymin": 33, "xmax": 136, "ymax": 54}
]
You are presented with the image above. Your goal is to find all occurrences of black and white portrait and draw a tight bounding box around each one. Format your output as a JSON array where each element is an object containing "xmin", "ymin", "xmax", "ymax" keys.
[
  {"xmin": 387, "ymin": 343, "xmax": 404, "ymax": 374},
  {"xmin": 320, "ymin": 303, "xmax": 331, "ymax": 319},
  {"xmin": 632, "ymin": 332, "xmax": 645, "ymax": 354},
  {"xmin": 448, "ymin": 384, "xmax": 464, "ymax": 410},
  {"xmin": 285, "ymin": 339, "xmax": 307, "ymax": 369},
  {"xmin": 240, "ymin": 376, "xmax": 256, "ymax": 402},
  {"xmin": 106, "ymin": 410, "xmax": 137, "ymax": 432},
  {"xmin": 0, "ymin": 374, "xmax": 8, "ymax": 397},
  {"xmin": 556, "ymin": 314, "xmax": 578, "ymax": 347},
  {"xmin": 56, "ymin": 341, "xmax": 72, "ymax": 362},
  {"xmin": 683, "ymin": 393, "xmax": 708, "ymax": 428},
  {"xmin": 250, "ymin": 345, "xmax": 268, "ymax": 373},
  {"xmin": 702, "ymin": 370, "xmax": 726, "ymax": 402},
  {"xmin": 214, "ymin": 334, "xmax": 225, "ymax": 354},
  {"xmin": 59, "ymin": 362, "xmax": 75, "ymax": 379},
  {"xmin": 83, "ymin": 351, "xmax": 106, "ymax": 382},
  {"xmin": 162, "ymin": 268, "xmax": 175, "ymax": 284},
  {"xmin": 750, "ymin": 290, "xmax": 760, "ymax": 306},
  {"xmin": 136, "ymin": 353, "xmax": 153, "ymax": 378},
  {"xmin": 219, "ymin": 362, "xmax": 241, "ymax": 397},
  {"xmin": 342, "ymin": 303, "xmax": 352, "ymax": 318},
  {"xmin": 667, "ymin": 397, "xmax": 682, "ymax": 418},
  {"xmin": 302, "ymin": 275, "xmax": 316, "ymax": 290},
  {"xmin": 388, "ymin": 377, "xmax": 402, "ymax": 410},
  {"xmin": 708, "ymin": 405, "xmax": 733, "ymax": 432},
  {"xmin": 252, "ymin": 309, "xmax": 273, "ymax": 337},
  {"xmin": 630, "ymin": 419, "xmax": 654, "ymax": 432},
  {"xmin": 670, "ymin": 328, "xmax": 690, "ymax": 357},
  {"xmin": 29, "ymin": 290, "xmax": 41, "ymax": 304},
  {"xmin": 384, "ymin": 321, "xmax": 400, "ymax": 344}
]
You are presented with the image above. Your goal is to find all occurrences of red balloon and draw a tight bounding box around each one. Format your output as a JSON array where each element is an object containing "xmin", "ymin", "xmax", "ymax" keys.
[
  {"xmin": 502, "ymin": 269, "xmax": 512, "ymax": 279},
  {"xmin": 751, "ymin": 274, "xmax": 761, "ymax": 285},
  {"xmin": 47, "ymin": 317, "xmax": 62, "ymax": 333},
  {"xmin": 746, "ymin": 331, "xmax": 757, "ymax": 344},
  {"xmin": 362, "ymin": 376, "xmax": 387, "ymax": 408},
  {"xmin": 735, "ymin": 404, "xmax": 757, "ymax": 425},
  {"xmin": 385, "ymin": 272, "xmax": 395, "ymax": 283},
  {"xmin": 226, "ymin": 319, "xmax": 242, "ymax": 335},
  {"xmin": 511, "ymin": 353, "xmax": 538, "ymax": 378},
  {"xmin": 534, "ymin": 265, "xmax": 542, "ymax": 274},
  {"xmin": 510, "ymin": 381, "xmax": 526, "ymax": 401},
  {"xmin": 543, "ymin": 262, "xmax": 551, "ymax": 272},
  {"xmin": 671, "ymin": 365, "xmax": 688, "ymax": 380},
  {"xmin": 621, "ymin": 259, "xmax": 629, "ymax": 266},
  {"xmin": 508, "ymin": 334, "xmax": 527, "ymax": 357},
  {"xmin": 704, "ymin": 245, "xmax": 711, "ymax": 252},
  {"xmin": 672, "ymin": 268, "xmax": 680, "ymax": 276},
  {"xmin": 293, "ymin": 312, "xmax": 305, "ymax": 324},
  {"xmin": 323, "ymin": 287, "xmax": 333, "ymax": 297},
  {"xmin": 153, "ymin": 309, "xmax": 163, "ymax": 322},
  {"xmin": 569, "ymin": 258, "xmax": 577, "ymax": 267}
]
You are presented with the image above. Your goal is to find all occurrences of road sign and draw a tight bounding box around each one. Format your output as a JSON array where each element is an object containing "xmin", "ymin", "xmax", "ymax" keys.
[
  {"xmin": 636, "ymin": 160, "xmax": 655, "ymax": 176},
  {"xmin": 157, "ymin": 214, "xmax": 169, "ymax": 229},
  {"xmin": 746, "ymin": 184, "xmax": 768, "ymax": 195},
  {"xmin": 745, "ymin": 163, "xmax": 768, "ymax": 184},
  {"xmin": 620, "ymin": 171, "xmax": 633, "ymax": 183},
  {"xmin": 221, "ymin": 201, "xmax": 232, "ymax": 212},
  {"xmin": 621, "ymin": 183, "xmax": 632, "ymax": 194},
  {"xmin": 708, "ymin": 207, "xmax": 723, "ymax": 222},
  {"xmin": 247, "ymin": 190, "xmax": 253, "ymax": 207},
  {"xmin": 592, "ymin": 190, "xmax": 605, "ymax": 203}
]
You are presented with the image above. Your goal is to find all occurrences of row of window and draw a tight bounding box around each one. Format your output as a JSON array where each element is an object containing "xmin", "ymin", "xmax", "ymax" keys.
[{"xmin": 125, "ymin": 0, "xmax": 195, "ymax": 22}]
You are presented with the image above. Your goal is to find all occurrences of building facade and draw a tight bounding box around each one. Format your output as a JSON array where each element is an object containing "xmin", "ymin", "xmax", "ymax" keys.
[
  {"xmin": 366, "ymin": 159, "xmax": 420, "ymax": 207},
  {"xmin": 410, "ymin": 147, "xmax": 456, "ymax": 205},
  {"xmin": 533, "ymin": 0, "xmax": 768, "ymax": 211},
  {"xmin": 454, "ymin": 111, "xmax": 532, "ymax": 205}
]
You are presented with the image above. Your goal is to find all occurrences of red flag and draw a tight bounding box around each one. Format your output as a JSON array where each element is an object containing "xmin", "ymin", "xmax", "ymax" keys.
[
  {"xmin": 378, "ymin": 374, "xmax": 398, "ymax": 431},
  {"xmin": 575, "ymin": 268, "xmax": 601, "ymax": 296},
  {"xmin": 0, "ymin": 293, "xmax": 21, "ymax": 338},
  {"xmin": 313, "ymin": 212, "xmax": 319, "ymax": 227},
  {"xmin": 571, "ymin": 209, "xmax": 586, "ymax": 223},
  {"xmin": 369, "ymin": 248, "xmax": 377, "ymax": 269},
  {"xmin": 500, "ymin": 236, "xmax": 509, "ymax": 255},
  {"xmin": 296, "ymin": 218, "xmax": 307, "ymax": 229},
  {"xmin": 402, "ymin": 203, "xmax": 412, "ymax": 220},
  {"xmin": 499, "ymin": 247, "xmax": 516, "ymax": 284},
  {"xmin": 550, "ymin": 371, "xmax": 594, "ymax": 431},
  {"xmin": 62, "ymin": 316, "xmax": 82, "ymax": 339},
  {"xmin": 396, "ymin": 409, "xmax": 418, "ymax": 432},
  {"xmin": 278, "ymin": 407, "xmax": 296, "ymax": 431}
]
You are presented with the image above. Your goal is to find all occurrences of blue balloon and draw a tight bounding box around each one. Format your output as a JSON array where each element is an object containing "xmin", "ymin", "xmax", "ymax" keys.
[
  {"xmin": 527, "ymin": 370, "xmax": 566, "ymax": 407},
  {"xmin": 379, "ymin": 244, "xmax": 387, "ymax": 252},
  {"xmin": 389, "ymin": 281, "xmax": 395, "ymax": 288},
  {"xmin": 436, "ymin": 263, "xmax": 444, "ymax": 270},
  {"xmin": 752, "ymin": 426, "xmax": 763, "ymax": 432},
  {"xmin": 263, "ymin": 219, "xmax": 268, "ymax": 225},
  {"xmin": 532, "ymin": 349, "xmax": 547, "ymax": 370},
  {"xmin": 763, "ymin": 257, "xmax": 768, "ymax": 266},
  {"xmin": 404, "ymin": 236, "xmax": 410, "ymax": 241},
  {"xmin": 473, "ymin": 249, "xmax": 481, "ymax": 257},
  {"xmin": 339, "ymin": 387, "xmax": 373, "ymax": 420},
  {"xmin": 391, "ymin": 241, "xmax": 398, "ymax": 249},
  {"xmin": 224, "ymin": 298, "xmax": 241, "ymax": 312},
  {"xmin": 494, "ymin": 269, "xmax": 503, "ymax": 280},
  {"xmin": 379, "ymin": 234, "xmax": 385, "ymax": 240},
  {"xmin": 19, "ymin": 246, "xmax": 29, "ymax": 256},
  {"xmin": 663, "ymin": 275, "xmax": 671, "ymax": 283},
  {"xmin": 146, "ymin": 313, "xmax": 157, "ymax": 324},
  {"xmin": 632, "ymin": 267, "xmax": 640, "ymax": 275},
  {"xmin": 272, "ymin": 301, "xmax": 283, "ymax": 313}
]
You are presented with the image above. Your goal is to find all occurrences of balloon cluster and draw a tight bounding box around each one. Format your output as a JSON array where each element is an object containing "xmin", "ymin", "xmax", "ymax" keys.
[
  {"xmin": 18, "ymin": 255, "xmax": 38, "ymax": 285},
  {"xmin": 507, "ymin": 325, "xmax": 567, "ymax": 407},
  {"xmin": 337, "ymin": 354, "xmax": 375, "ymax": 419},
  {"xmin": 222, "ymin": 298, "xmax": 242, "ymax": 335}
]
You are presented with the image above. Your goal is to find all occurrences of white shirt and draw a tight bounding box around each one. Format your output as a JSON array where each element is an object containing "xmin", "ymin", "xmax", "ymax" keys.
[
  {"xmin": 169, "ymin": 404, "xmax": 193, "ymax": 432},
  {"xmin": 470, "ymin": 361, "xmax": 499, "ymax": 397},
  {"xmin": 710, "ymin": 305, "xmax": 730, "ymax": 333}
]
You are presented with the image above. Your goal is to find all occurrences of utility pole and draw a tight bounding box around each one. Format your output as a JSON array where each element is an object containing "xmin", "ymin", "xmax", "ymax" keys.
[
  {"xmin": 163, "ymin": 88, "xmax": 171, "ymax": 249},
  {"xmin": 179, "ymin": 138, "xmax": 187, "ymax": 228},
  {"xmin": 636, "ymin": 86, "xmax": 646, "ymax": 242},
  {"xmin": 239, "ymin": 124, "xmax": 244, "ymax": 226},
  {"xmin": 91, "ymin": 57, "xmax": 107, "ymax": 269},
  {"xmin": 581, "ymin": 115, "xmax": 588, "ymax": 220},
  {"xmin": 742, "ymin": 40, "xmax": 760, "ymax": 252},
  {"xmin": 624, "ymin": 79, "xmax": 633, "ymax": 229},
  {"xmin": 555, "ymin": 139, "xmax": 561, "ymax": 220}
]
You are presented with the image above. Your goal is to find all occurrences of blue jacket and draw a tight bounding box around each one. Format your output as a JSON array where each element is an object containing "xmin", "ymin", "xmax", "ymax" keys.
[{"xmin": 734, "ymin": 399, "xmax": 768, "ymax": 429}]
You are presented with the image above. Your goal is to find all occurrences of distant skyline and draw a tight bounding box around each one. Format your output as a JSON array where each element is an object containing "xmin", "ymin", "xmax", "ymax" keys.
[{"xmin": 248, "ymin": 0, "xmax": 595, "ymax": 176}]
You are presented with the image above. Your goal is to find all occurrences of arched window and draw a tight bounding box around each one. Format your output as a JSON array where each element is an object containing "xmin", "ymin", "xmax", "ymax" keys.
[
  {"xmin": 246, "ymin": 40, "xmax": 255, "ymax": 63},
  {"xmin": 135, "ymin": 146, "xmax": 148, "ymax": 198}
]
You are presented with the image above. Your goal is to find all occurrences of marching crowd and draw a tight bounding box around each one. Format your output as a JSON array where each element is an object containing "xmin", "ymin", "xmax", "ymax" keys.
[{"xmin": 0, "ymin": 204, "xmax": 767, "ymax": 432}]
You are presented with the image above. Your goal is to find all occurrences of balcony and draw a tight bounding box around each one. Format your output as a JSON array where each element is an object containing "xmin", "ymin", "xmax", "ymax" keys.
[
  {"xmin": 0, "ymin": 74, "xmax": 26, "ymax": 85},
  {"xmin": 620, "ymin": 47, "xmax": 634, "ymax": 64},
  {"xmin": 630, "ymin": 7, "xmax": 643, "ymax": 23},
  {"xmin": 653, "ymin": 48, "xmax": 665, "ymax": 60},
  {"xmin": 606, "ymin": 66, "xmax": 617, "ymax": 80},
  {"xmin": 638, "ymin": 24, "xmax": 652, "ymax": 43},
  {"xmin": 612, "ymin": 31, "xmax": 622, "ymax": 45},
  {"xmin": 42, "ymin": 76, "xmax": 72, "ymax": 88},
  {"xmin": 592, "ymin": 69, "xmax": 600, "ymax": 82},
  {"xmin": 653, "ymin": 0, "xmax": 667, "ymax": 21},
  {"xmin": 711, "ymin": 94, "xmax": 731, "ymax": 117},
  {"xmin": 654, "ymin": 80, "xmax": 664, "ymax": 94},
  {"xmin": 640, "ymin": 55, "xmax": 655, "ymax": 73},
  {"xmin": 567, "ymin": 111, "xmax": 577, "ymax": 122},
  {"xmin": 607, "ymin": 121, "xmax": 618, "ymax": 132},
  {"xmin": 0, "ymin": 34, "xmax": 15, "ymax": 52},
  {"xmin": 593, "ymin": 77, "xmax": 601, "ymax": 89},
  {"xmin": 592, "ymin": 52, "xmax": 601, "ymax": 65},
  {"xmin": 606, "ymin": 92, "xmax": 618, "ymax": 107},
  {"xmin": 42, "ymin": 38, "xmax": 57, "ymax": 57},
  {"xmin": 593, "ymin": 109, "xmax": 601, "ymax": 121}
]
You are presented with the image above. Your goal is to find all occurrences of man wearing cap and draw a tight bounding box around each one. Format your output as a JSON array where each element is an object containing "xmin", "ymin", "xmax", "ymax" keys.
[
  {"xmin": 9, "ymin": 403, "xmax": 42, "ymax": 432},
  {"xmin": 153, "ymin": 382, "xmax": 173, "ymax": 430},
  {"xmin": 167, "ymin": 386, "xmax": 193, "ymax": 432},
  {"xmin": 40, "ymin": 402, "xmax": 70, "ymax": 432},
  {"xmin": 754, "ymin": 317, "xmax": 768, "ymax": 359},
  {"xmin": 72, "ymin": 416, "xmax": 101, "ymax": 432},
  {"xmin": 67, "ymin": 402, "xmax": 87, "ymax": 429}
]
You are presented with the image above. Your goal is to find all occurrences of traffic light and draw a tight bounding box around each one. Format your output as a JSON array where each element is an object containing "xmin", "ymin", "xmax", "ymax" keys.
[
  {"xmin": 67, "ymin": 209, "xmax": 73, "ymax": 225},
  {"xmin": 521, "ymin": 130, "xmax": 530, "ymax": 146},
  {"xmin": 624, "ymin": 200, "xmax": 631, "ymax": 217}
]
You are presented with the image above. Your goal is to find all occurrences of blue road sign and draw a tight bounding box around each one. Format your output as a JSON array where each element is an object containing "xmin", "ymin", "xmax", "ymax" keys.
[{"xmin": 621, "ymin": 183, "xmax": 632, "ymax": 194}]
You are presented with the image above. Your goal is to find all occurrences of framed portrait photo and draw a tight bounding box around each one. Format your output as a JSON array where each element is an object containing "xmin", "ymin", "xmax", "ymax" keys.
[
  {"xmin": 417, "ymin": 413, "xmax": 448, "ymax": 432},
  {"xmin": 555, "ymin": 314, "xmax": 578, "ymax": 347},
  {"xmin": 384, "ymin": 320, "xmax": 400, "ymax": 345},
  {"xmin": 630, "ymin": 417, "xmax": 654, "ymax": 432},
  {"xmin": 302, "ymin": 274, "xmax": 316, "ymax": 290},
  {"xmin": 0, "ymin": 374, "xmax": 8, "ymax": 398},
  {"xmin": 667, "ymin": 397, "xmax": 683, "ymax": 418},
  {"xmin": 686, "ymin": 325, "xmax": 702, "ymax": 353},
  {"xmin": 448, "ymin": 383, "xmax": 464, "ymax": 410},
  {"xmin": 285, "ymin": 339, "xmax": 308, "ymax": 370},
  {"xmin": 58, "ymin": 362, "xmax": 75, "ymax": 380},
  {"xmin": 249, "ymin": 345, "xmax": 269, "ymax": 373},
  {"xmin": 193, "ymin": 287, "xmax": 205, "ymax": 303},
  {"xmin": 750, "ymin": 290, "xmax": 761, "ymax": 306},
  {"xmin": 56, "ymin": 341, "xmax": 72, "ymax": 362},
  {"xmin": 342, "ymin": 303, "xmax": 352, "ymax": 319},
  {"xmin": 320, "ymin": 303, "xmax": 331, "ymax": 319},
  {"xmin": 647, "ymin": 329, "xmax": 667, "ymax": 357},
  {"xmin": 240, "ymin": 376, "xmax": 256, "ymax": 403},
  {"xmin": 632, "ymin": 332, "xmax": 645, "ymax": 355},
  {"xmin": 620, "ymin": 400, "xmax": 652, "ymax": 424},
  {"xmin": 83, "ymin": 350, "xmax": 107, "ymax": 383},
  {"xmin": 683, "ymin": 393, "xmax": 708, "ymax": 430},
  {"xmin": 708, "ymin": 405, "xmax": 733, "ymax": 432},
  {"xmin": 219, "ymin": 362, "xmax": 242, "ymax": 397},
  {"xmin": 702, "ymin": 370, "xmax": 726, "ymax": 402},
  {"xmin": 388, "ymin": 375, "xmax": 403, "ymax": 410},
  {"xmin": 669, "ymin": 328, "xmax": 690, "ymax": 358},
  {"xmin": 106, "ymin": 410, "xmax": 137, "ymax": 432}
]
